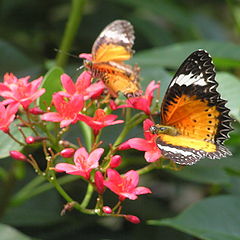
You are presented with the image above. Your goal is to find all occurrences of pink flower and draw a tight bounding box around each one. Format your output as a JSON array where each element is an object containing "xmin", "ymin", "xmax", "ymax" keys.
[
  {"xmin": 41, "ymin": 93, "xmax": 84, "ymax": 128},
  {"xmin": 0, "ymin": 102, "xmax": 19, "ymax": 133},
  {"xmin": 78, "ymin": 109, "xmax": 124, "ymax": 135},
  {"xmin": 0, "ymin": 73, "xmax": 45, "ymax": 109},
  {"xmin": 119, "ymin": 119, "xmax": 161, "ymax": 162},
  {"xmin": 110, "ymin": 81, "xmax": 160, "ymax": 115},
  {"xmin": 104, "ymin": 169, "xmax": 151, "ymax": 201},
  {"xmin": 60, "ymin": 72, "xmax": 105, "ymax": 100},
  {"xmin": 79, "ymin": 53, "xmax": 92, "ymax": 61},
  {"xmin": 53, "ymin": 147, "xmax": 104, "ymax": 179}
]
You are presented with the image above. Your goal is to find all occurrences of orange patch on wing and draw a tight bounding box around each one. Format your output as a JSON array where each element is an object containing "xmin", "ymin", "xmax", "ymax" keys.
[
  {"xmin": 93, "ymin": 44, "xmax": 132, "ymax": 62},
  {"xmin": 162, "ymin": 95, "xmax": 220, "ymax": 142}
]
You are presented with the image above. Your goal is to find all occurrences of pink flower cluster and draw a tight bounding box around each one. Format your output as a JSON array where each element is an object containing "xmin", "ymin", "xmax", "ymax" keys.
[
  {"xmin": 0, "ymin": 73, "xmax": 45, "ymax": 133},
  {"xmin": 3, "ymin": 66, "xmax": 163, "ymax": 224},
  {"xmin": 53, "ymin": 146, "xmax": 151, "ymax": 204},
  {"xmin": 41, "ymin": 72, "xmax": 124, "ymax": 132}
]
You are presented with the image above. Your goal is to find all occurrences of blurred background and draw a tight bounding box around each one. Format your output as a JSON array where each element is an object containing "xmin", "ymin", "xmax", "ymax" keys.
[{"xmin": 0, "ymin": 0, "xmax": 240, "ymax": 239}]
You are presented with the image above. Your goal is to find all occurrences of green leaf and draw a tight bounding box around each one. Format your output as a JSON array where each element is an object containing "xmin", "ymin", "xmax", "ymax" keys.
[
  {"xmin": 169, "ymin": 157, "xmax": 240, "ymax": 185},
  {"xmin": 0, "ymin": 121, "xmax": 32, "ymax": 159},
  {"xmin": 217, "ymin": 72, "xmax": 240, "ymax": 122},
  {"xmin": 2, "ymin": 190, "xmax": 62, "ymax": 227},
  {"xmin": 0, "ymin": 223, "xmax": 34, "ymax": 240},
  {"xmin": 134, "ymin": 41, "xmax": 240, "ymax": 69},
  {"xmin": 38, "ymin": 66, "xmax": 64, "ymax": 110},
  {"xmin": 0, "ymin": 39, "xmax": 40, "ymax": 76},
  {"xmin": 149, "ymin": 195, "xmax": 240, "ymax": 240}
]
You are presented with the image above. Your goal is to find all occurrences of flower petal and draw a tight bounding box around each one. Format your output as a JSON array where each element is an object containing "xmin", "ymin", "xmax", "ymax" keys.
[
  {"xmin": 124, "ymin": 170, "xmax": 139, "ymax": 188},
  {"xmin": 41, "ymin": 112, "xmax": 63, "ymax": 122},
  {"xmin": 61, "ymin": 74, "xmax": 76, "ymax": 95},
  {"xmin": 144, "ymin": 149, "xmax": 161, "ymax": 162},
  {"xmin": 134, "ymin": 186, "xmax": 152, "ymax": 195}
]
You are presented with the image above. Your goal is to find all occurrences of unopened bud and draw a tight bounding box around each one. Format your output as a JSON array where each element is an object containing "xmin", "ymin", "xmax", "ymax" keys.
[
  {"xmin": 10, "ymin": 151, "xmax": 27, "ymax": 161},
  {"xmin": 29, "ymin": 107, "xmax": 44, "ymax": 115},
  {"xmin": 25, "ymin": 136, "xmax": 47, "ymax": 144},
  {"xmin": 124, "ymin": 215, "xmax": 140, "ymax": 224},
  {"xmin": 60, "ymin": 148, "xmax": 75, "ymax": 158},
  {"xmin": 102, "ymin": 206, "xmax": 112, "ymax": 214},
  {"xmin": 110, "ymin": 155, "xmax": 122, "ymax": 168},
  {"xmin": 94, "ymin": 171, "xmax": 105, "ymax": 194},
  {"xmin": 109, "ymin": 100, "xmax": 118, "ymax": 110}
]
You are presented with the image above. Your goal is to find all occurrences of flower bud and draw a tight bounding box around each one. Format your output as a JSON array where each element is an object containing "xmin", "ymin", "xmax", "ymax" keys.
[
  {"xmin": 25, "ymin": 136, "xmax": 47, "ymax": 144},
  {"xmin": 124, "ymin": 215, "xmax": 140, "ymax": 224},
  {"xmin": 109, "ymin": 100, "xmax": 118, "ymax": 110},
  {"xmin": 60, "ymin": 148, "xmax": 75, "ymax": 158},
  {"xmin": 94, "ymin": 171, "xmax": 105, "ymax": 194},
  {"xmin": 110, "ymin": 155, "xmax": 122, "ymax": 168},
  {"xmin": 29, "ymin": 107, "xmax": 44, "ymax": 115},
  {"xmin": 102, "ymin": 206, "xmax": 112, "ymax": 214},
  {"xmin": 10, "ymin": 151, "xmax": 27, "ymax": 161},
  {"xmin": 25, "ymin": 136, "xmax": 35, "ymax": 144}
]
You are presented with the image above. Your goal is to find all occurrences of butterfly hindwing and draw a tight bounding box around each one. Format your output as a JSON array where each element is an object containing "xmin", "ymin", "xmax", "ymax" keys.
[{"xmin": 156, "ymin": 50, "xmax": 232, "ymax": 165}]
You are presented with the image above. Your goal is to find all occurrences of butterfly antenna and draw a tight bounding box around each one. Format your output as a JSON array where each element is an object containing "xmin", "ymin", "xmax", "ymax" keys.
[
  {"xmin": 76, "ymin": 65, "xmax": 84, "ymax": 71},
  {"xmin": 54, "ymin": 48, "xmax": 80, "ymax": 60}
]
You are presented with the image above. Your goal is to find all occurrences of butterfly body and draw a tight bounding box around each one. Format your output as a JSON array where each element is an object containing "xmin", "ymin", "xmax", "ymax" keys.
[
  {"xmin": 83, "ymin": 20, "xmax": 142, "ymax": 98},
  {"xmin": 151, "ymin": 50, "xmax": 233, "ymax": 165}
]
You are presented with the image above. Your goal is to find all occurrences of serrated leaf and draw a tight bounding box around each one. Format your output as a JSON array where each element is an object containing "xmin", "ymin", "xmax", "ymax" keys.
[
  {"xmin": 38, "ymin": 66, "xmax": 64, "ymax": 110},
  {"xmin": 149, "ymin": 195, "xmax": 240, "ymax": 240},
  {"xmin": 0, "ymin": 223, "xmax": 35, "ymax": 240}
]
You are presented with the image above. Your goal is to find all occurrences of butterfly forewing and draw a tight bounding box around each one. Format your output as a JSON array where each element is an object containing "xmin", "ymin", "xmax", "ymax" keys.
[
  {"xmin": 156, "ymin": 50, "xmax": 233, "ymax": 165},
  {"xmin": 92, "ymin": 20, "xmax": 135, "ymax": 62}
]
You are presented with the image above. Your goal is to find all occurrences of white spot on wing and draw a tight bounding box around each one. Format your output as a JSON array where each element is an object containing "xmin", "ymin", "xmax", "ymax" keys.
[
  {"xmin": 170, "ymin": 73, "xmax": 207, "ymax": 87},
  {"xmin": 99, "ymin": 30, "xmax": 130, "ymax": 44},
  {"xmin": 157, "ymin": 144, "xmax": 194, "ymax": 157}
]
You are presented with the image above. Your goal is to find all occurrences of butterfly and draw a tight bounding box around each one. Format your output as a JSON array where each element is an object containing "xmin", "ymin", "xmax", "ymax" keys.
[
  {"xmin": 150, "ymin": 50, "xmax": 233, "ymax": 165},
  {"xmin": 82, "ymin": 20, "xmax": 142, "ymax": 98}
]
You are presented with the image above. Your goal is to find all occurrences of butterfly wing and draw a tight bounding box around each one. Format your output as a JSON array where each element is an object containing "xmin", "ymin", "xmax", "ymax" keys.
[
  {"xmin": 91, "ymin": 61, "xmax": 141, "ymax": 98},
  {"xmin": 157, "ymin": 50, "xmax": 232, "ymax": 165},
  {"xmin": 92, "ymin": 20, "xmax": 135, "ymax": 62}
]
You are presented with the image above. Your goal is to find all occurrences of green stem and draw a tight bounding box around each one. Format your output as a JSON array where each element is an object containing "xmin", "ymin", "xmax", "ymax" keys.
[
  {"xmin": 50, "ymin": 173, "xmax": 94, "ymax": 214},
  {"xmin": 56, "ymin": 0, "xmax": 86, "ymax": 67},
  {"xmin": 137, "ymin": 162, "xmax": 159, "ymax": 175},
  {"xmin": 7, "ymin": 132, "xmax": 25, "ymax": 146},
  {"xmin": 79, "ymin": 121, "xmax": 92, "ymax": 151},
  {"xmin": 80, "ymin": 183, "xmax": 94, "ymax": 208}
]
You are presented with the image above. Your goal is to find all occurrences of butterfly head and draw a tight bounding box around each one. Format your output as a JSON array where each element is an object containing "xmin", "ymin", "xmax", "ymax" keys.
[
  {"xmin": 149, "ymin": 124, "xmax": 178, "ymax": 136},
  {"xmin": 83, "ymin": 59, "xmax": 93, "ymax": 69}
]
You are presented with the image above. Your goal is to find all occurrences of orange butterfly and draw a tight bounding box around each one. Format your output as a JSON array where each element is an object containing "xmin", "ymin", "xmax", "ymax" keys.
[
  {"xmin": 150, "ymin": 50, "xmax": 233, "ymax": 165},
  {"xmin": 82, "ymin": 20, "xmax": 142, "ymax": 98}
]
